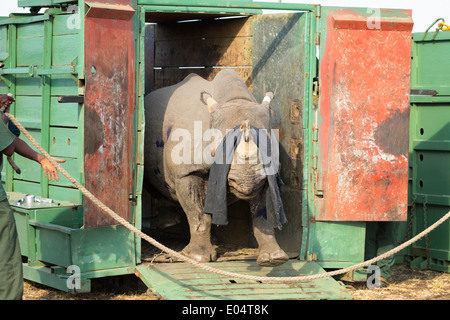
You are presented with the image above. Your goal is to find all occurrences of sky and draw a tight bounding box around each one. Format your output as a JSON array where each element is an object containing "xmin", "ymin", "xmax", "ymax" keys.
[{"xmin": 0, "ymin": 0, "xmax": 448, "ymax": 33}]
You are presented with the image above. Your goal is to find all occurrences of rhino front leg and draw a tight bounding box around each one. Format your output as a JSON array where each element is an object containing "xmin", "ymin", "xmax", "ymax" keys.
[
  {"xmin": 250, "ymin": 192, "xmax": 289, "ymax": 267},
  {"xmin": 175, "ymin": 176, "xmax": 217, "ymax": 263}
]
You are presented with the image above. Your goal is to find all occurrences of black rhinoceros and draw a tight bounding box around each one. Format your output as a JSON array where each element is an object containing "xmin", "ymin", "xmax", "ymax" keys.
[{"xmin": 144, "ymin": 69, "xmax": 288, "ymax": 267}]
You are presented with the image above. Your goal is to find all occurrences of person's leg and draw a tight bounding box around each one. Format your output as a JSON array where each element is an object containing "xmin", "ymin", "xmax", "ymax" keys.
[
  {"xmin": 0, "ymin": 199, "xmax": 23, "ymax": 300},
  {"xmin": 375, "ymin": 221, "xmax": 400, "ymax": 281},
  {"xmin": 364, "ymin": 222, "xmax": 378, "ymax": 261}
]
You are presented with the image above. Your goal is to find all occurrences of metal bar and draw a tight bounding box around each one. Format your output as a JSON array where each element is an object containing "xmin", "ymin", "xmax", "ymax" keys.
[
  {"xmin": 143, "ymin": 5, "xmax": 261, "ymax": 16},
  {"xmin": 76, "ymin": 0, "xmax": 85, "ymax": 199},
  {"xmin": 36, "ymin": 66, "xmax": 78, "ymax": 75},
  {"xmin": 414, "ymin": 31, "xmax": 450, "ymax": 42},
  {"xmin": 410, "ymin": 89, "xmax": 438, "ymax": 96},
  {"xmin": 139, "ymin": 0, "xmax": 316, "ymax": 11},
  {"xmin": 411, "ymin": 86, "xmax": 450, "ymax": 96},
  {"xmin": 412, "ymin": 194, "xmax": 450, "ymax": 206},
  {"xmin": 41, "ymin": 17, "xmax": 53, "ymax": 198},
  {"xmin": 0, "ymin": 68, "xmax": 30, "ymax": 75},
  {"xmin": 5, "ymin": 24, "xmax": 17, "ymax": 191},
  {"xmin": 413, "ymin": 140, "xmax": 450, "ymax": 151},
  {"xmin": 18, "ymin": 0, "xmax": 76, "ymax": 6},
  {"xmin": 28, "ymin": 220, "xmax": 74, "ymax": 234},
  {"xmin": 58, "ymin": 95, "xmax": 84, "ymax": 104},
  {"xmin": 0, "ymin": 66, "xmax": 78, "ymax": 76},
  {"xmin": 22, "ymin": 264, "xmax": 91, "ymax": 293},
  {"xmin": 301, "ymin": 10, "xmax": 317, "ymax": 261},
  {"xmin": 77, "ymin": 0, "xmax": 85, "ymax": 83},
  {"xmin": 134, "ymin": 5, "xmax": 146, "ymax": 264},
  {"xmin": 0, "ymin": 14, "xmax": 50, "ymax": 26},
  {"xmin": 13, "ymin": 120, "xmax": 41, "ymax": 130}
]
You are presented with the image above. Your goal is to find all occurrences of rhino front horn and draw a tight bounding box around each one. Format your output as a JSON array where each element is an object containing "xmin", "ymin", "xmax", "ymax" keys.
[
  {"xmin": 200, "ymin": 91, "xmax": 219, "ymax": 113},
  {"xmin": 261, "ymin": 91, "xmax": 274, "ymax": 107}
]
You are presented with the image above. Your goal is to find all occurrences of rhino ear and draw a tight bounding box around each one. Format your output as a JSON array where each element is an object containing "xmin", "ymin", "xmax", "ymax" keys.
[{"xmin": 200, "ymin": 91, "xmax": 219, "ymax": 113}]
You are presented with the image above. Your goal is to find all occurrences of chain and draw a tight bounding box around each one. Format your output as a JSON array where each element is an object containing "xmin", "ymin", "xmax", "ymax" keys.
[
  {"xmin": 401, "ymin": 195, "xmax": 416, "ymax": 245},
  {"xmin": 423, "ymin": 197, "xmax": 430, "ymax": 268}
]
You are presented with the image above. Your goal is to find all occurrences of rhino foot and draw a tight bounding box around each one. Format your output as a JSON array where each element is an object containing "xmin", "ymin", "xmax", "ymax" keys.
[
  {"xmin": 182, "ymin": 243, "xmax": 218, "ymax": 263},
  {"xmin": 257, "ymin": 250, "xmax": 289, "ymax": 267}
]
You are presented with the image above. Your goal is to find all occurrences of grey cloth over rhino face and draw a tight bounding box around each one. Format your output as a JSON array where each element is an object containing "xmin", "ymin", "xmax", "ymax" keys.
[{"xmin": 203, "ymin": 124, "xmax": 287, "ymax": 229}]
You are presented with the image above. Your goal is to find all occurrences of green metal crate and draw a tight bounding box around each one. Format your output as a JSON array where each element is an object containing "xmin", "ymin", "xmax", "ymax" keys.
[
  {"xmin": 9, "ymin": 192, "xmax": 137, "ymax": 292},
  {"xmin": 0, "ymin": 1, "xmax": 417, "ymax": 298},
  {"xmin": 1, "ymin": 2, "xmax": 144, "ymax": 292},
  {"xmin": 405, "ymin": 26, "xmax": 450, "ymax": 272}
]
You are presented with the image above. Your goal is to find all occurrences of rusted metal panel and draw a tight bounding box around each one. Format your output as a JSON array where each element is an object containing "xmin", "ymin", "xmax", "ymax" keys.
[
  {"xmin": 252, "ymin": 13, "xmax": 308, "ymax": 253},
  {"xmin": 149, "ymin": 17, "xmax": 253, "ymax": 90},
  {"xmin": 83, "ymin": 1, "xmax": 137, "ymax": 228},
  {"xmin": 316, "ymin": 8, "xmax": 413, "ymax": 221}
]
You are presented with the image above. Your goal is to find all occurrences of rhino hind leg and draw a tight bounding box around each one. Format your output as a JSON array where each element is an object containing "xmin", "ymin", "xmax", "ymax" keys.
[
  {"xmin": 250, "ymin": 193, "xmax": 289, "ymax": 267},
  {"xmin": 176, "ymin": 176, "xmax": 217, "ymax": 263}
]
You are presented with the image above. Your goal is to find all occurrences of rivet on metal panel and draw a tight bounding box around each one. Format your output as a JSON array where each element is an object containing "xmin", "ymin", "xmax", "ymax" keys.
[
  {"xmin": 307, "ymin": 253, "xmax": 317, "ymax": 261},
  {"xmin": 290, "ymin": 99, "xmax": 302, "ymax": 123},
  {"xmin": 290, "ymin": 138, "xmax": 303, "ymax": 160}
]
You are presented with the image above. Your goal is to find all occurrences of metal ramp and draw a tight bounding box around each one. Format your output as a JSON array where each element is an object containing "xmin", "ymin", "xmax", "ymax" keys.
[{"xmin": 135, "ymin": 260, "xmax": 353, "ymax": 300}]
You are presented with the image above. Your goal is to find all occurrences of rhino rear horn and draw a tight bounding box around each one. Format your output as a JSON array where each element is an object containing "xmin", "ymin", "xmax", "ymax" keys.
[{"xmin": 200, "ymin": 91, "xmax": 219, "ymax": 113}]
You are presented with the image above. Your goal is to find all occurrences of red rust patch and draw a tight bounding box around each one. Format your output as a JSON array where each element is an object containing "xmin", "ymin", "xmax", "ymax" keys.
[
  {"xmin": 317, "ymin": 9, "xmax": 413, "ymax": 221},
  {"xmin": 83, "ymin": 2, "xmax": 137, "ymax": 228}
]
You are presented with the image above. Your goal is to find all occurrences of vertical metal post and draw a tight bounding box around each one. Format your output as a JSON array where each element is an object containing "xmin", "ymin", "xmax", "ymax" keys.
[
  {"xmin": 41, "ymin": 16, "xmax": 53, "ymax": 197},
  {"xmin": 5, "ymin": 24, "xmax": 17, "ymax": 192},
  {"xmin": 300, "ymin": 9, "xmax": 317, "ymax": 261}
]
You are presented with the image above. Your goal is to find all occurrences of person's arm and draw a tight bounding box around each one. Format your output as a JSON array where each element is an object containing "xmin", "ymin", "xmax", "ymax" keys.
[
  {"xmin": 0, "ymin": 94, "xmax": 65, "ymax": 181},
  {"xmin": 2, "ymin": 137, "xmax": 65, "ymax": 182}
]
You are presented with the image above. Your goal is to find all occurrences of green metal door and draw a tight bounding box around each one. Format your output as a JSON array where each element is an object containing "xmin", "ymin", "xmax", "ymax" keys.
[
  {"xmin": 0, "ymin": 9, "xmax": 83, "ymax": 204},
  {"xmin": 252, "ymin": 11, "xmax": 314, "ymax": 260},
  {"xmin": 302, "ymin": 7, "xmax": 414, "ymax": 271},
  {"xmin": 408, "ymin": 26, "xmax": 450, "ymax": 272}
]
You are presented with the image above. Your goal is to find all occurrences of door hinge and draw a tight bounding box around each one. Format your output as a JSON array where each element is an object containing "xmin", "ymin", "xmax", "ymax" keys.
[
  {"xmin": 314, "ymin": 5, "xmax": 321, "ymax": 18},
  {"xmin": 315, "ymin": 31, "xmax": 321, "ymax": 46},
  {"xmin": 313, "ymin": 77, "xmax": 320, "ymax": 97},
  {"xmin": 129, "ymin": 194, "xmax": 138, "ymax": 205}
]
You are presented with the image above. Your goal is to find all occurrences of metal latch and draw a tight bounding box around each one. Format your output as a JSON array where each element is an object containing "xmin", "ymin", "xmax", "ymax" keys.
[{"xmin": 410, "ymin": 89, "xmax": 438, "ymax": 96}]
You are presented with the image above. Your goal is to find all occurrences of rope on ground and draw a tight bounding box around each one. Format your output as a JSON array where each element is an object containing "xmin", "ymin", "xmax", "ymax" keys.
[{"xmin": 5, "ymin": 111, "xmax": 450, "ymax": 283}]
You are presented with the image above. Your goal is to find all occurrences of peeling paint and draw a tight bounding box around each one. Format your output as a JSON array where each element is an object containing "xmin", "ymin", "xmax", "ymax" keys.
[
  {"xmin": 317, "ymin": 9, "xmax": 413, "ymax": 221},
  {"xmin": 83, "ymin": 5, "xmax": 136, "ymax": 228}
]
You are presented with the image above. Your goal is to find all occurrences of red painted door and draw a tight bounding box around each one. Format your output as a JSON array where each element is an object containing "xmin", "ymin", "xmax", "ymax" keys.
[
  {"xmin": 83, "ymin": 1, "xmax": 137, "ymax": 227},
  {"xmin": 316, "ymin": 8, "xmax": 413, "ymax": 221}
]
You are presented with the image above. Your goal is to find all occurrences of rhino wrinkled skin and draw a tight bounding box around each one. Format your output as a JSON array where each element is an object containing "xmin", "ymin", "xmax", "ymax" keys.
[{"xmin": 144, "ymin": 69, "xmax": 288, "ymax": 267}]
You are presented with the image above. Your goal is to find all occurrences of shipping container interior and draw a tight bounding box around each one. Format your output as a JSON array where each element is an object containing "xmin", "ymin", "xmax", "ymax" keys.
[{"xmin": 140, "ymin": 7, "xmax": 314, "ymax": 263}]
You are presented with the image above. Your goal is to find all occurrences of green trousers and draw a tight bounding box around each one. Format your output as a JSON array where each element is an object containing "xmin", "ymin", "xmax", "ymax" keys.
[
  {"xmin": 0, "ymin": 199, "xmax": 23, "ymax": 300},
  {"xmin": 365, "ymin": 221, "xmax": 400, "ymax": 280}
]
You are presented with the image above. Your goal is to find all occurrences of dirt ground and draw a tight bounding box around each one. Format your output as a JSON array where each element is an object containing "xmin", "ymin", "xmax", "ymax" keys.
[{"xmin": 22, "ymin": 264, "xmax": 450, "ymax": 300}]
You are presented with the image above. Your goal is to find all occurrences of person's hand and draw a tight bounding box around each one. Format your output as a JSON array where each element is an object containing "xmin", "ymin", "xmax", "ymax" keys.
[
  {"xmin": 0, "ymin": 94, "xmax": 15, "ymax": 112},
  {"xmin": 39, "ymin": 157, "xmax": 66, "ymax": 181}
]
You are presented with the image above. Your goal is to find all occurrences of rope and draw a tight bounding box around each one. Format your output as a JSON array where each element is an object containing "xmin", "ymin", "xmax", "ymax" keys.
[{"xmin": 5, "ymin": 111, "xmax": 450, "ymax": 283}]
